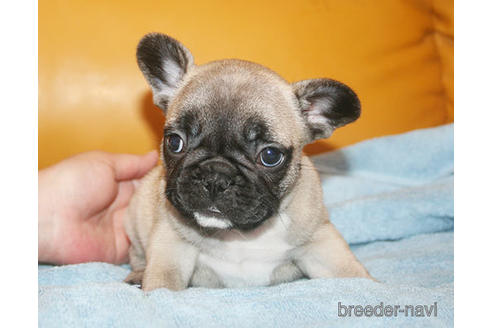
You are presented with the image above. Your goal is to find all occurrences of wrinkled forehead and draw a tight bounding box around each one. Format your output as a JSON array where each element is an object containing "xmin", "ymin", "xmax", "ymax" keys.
[{"xmin": 166, "ymin": 62, "xmax": 302, "ymax": 145}]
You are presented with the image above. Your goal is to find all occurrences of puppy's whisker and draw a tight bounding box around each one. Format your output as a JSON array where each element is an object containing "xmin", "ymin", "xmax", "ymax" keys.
[
  {"xmin": 278, "ymin": 212, "xmax": 289, "ymax": 230},
  {"xmin": 232, "ymin": 228, "xmax": 248, "ymax": 241}
]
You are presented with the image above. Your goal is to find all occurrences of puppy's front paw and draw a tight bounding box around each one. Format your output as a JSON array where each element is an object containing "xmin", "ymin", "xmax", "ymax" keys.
[
  {"xmin": 124, "ymin": 270, "xmax": 144, "ymax": 286},
  {"xmin": 142, "ymin": 270, "xmax": 185, "ymax": 291}
]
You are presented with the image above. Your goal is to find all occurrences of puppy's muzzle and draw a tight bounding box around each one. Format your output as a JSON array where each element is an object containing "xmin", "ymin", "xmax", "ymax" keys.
[
  {"xmin": 194, "ymin": 158, "xmax": 241, "ymax": 200},
  {"xmin": 178, "ymin": 157, "xmax": 271, "ymax": 230}
]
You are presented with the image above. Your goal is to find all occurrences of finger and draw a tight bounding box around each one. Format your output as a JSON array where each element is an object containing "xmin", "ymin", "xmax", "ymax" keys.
[
  {"xmin": 110, "ymin": 150, "xmax": 158, "ymax": 181},
  {"xmin": 104, "ymin": 181, "xmax": 134, "ymax": 263},
  {"xmin": 112, "ymin": 207, "xmax": 131, "ymax": 264},
  {"xmin": 110, "ymin": 180, "xmax": 135, "ymax": 211}
]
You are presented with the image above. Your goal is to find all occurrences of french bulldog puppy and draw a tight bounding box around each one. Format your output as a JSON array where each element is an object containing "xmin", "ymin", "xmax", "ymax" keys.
[{"xmin": 124, "ymin": 33, "xmax": 372, "ymax": 291}]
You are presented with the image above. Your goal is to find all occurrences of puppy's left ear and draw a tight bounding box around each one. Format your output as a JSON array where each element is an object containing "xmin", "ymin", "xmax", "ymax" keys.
[{"xmin": 292, "ymin": 79, "xmax": 361, "ymax": 142}]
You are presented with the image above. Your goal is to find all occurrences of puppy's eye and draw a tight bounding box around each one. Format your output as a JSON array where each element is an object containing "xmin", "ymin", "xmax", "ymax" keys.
[
  {"xmin": 166, "ymin": 134, "xmax": 184, "ymax": 153},
  {"xmin": 259, "ymin": 147, "xmax": 284, "ymax": 167}
]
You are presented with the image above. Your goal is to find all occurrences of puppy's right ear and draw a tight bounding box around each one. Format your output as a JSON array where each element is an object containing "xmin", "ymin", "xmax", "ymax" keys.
[{"xmin": 137, "ymin": 33, "xmax": 194, "ymax": 112}]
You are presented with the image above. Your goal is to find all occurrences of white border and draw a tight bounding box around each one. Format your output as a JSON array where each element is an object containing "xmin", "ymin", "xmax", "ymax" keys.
[
  {"xmin": 2, "ymin": 0, "xmax": 491, "ymax": 325},
  {"xmin": 0, "ymin": 0, "xmax": 38, "ymax": 326},
  {"xmin": 455, "ymin": 0, "xmax": 492, "ymax": 325}
]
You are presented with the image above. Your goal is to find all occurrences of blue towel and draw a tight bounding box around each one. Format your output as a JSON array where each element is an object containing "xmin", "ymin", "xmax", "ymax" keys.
[
  {"xmin": 312, "ymin": 123, "xmax": 454, "ymax": 244},
  {"xmin": 39, "ymin": 124, "xmax": 454, "ymax": 327}
]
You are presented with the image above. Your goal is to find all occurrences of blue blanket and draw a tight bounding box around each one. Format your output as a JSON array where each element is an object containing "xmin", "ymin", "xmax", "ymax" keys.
[{"xmin": 39, "ymin": 124, "xmax": 454, "ymax": 327}]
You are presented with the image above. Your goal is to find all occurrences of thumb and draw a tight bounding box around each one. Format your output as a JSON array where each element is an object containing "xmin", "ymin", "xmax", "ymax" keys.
[{"xmin": 110, "ymin": 150, "xmax": 159, "ymax": 181}]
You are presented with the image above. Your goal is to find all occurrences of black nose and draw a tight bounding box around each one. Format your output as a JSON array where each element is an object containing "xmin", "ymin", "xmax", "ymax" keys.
[{"xmin": 199, "ymin": 159, "xmax": 237, "ymax": 197}]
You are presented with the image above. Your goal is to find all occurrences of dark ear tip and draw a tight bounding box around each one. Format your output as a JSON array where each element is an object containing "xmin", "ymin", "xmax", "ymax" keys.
[
  {"xmin": 321, "ymin": 79, "xmax": 361, "ymax": 127},
  {"xmin": 138, "ymin": 32, "xmax": 171, "ymax": 45},
  {"xmin": 136, "ymin": 33, "xmax": 180, "ymax": 55},
  {"xmin": 136, "ymin": 33, "xmax": 193, "ymax": 68},
  {"xmin": 339, "ymin": 80, "xmax": 361, "ymax": 123},
  {"xmin": 136, "ymin": 33, "xmax": 168, "ymax": 57},
  {"xmin": 139, "ymin": 32, "xmax": 163, "ymax": 41}
]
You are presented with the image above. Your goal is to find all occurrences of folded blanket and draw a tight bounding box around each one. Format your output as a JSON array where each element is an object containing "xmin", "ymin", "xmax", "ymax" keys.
[
  {"xmin": 39, "ymin": 124, "xmax": 454, "ymax": 327},
  {"xmin": 313, "ymin": 123, "xmax": 454, "ymax": 244}
]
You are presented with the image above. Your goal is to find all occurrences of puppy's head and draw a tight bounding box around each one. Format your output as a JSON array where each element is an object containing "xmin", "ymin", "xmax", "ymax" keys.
[{"xmin": 137, "ymin": 33, "xmax": 360, "ymax": 231}]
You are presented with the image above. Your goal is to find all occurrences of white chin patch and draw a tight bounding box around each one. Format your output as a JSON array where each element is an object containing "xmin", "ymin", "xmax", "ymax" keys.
[{"xmin": 194, "ymin": 213, "xmax": 233, "ymax": 229}]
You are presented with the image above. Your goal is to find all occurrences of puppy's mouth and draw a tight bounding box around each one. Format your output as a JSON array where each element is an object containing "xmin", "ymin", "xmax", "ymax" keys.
[
  {"xmin": 193, "ymin": 207, "xmax": 233, "ymax": 229},
  {"xmin": 207, "ymin": 206, "xmax": 222, "ymax": 214}
]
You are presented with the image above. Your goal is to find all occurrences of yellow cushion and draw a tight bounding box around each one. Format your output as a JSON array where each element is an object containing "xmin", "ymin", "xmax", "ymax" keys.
[{"xmin": 39, "ymin": 0, "xmax": 454, "ymax": 168}]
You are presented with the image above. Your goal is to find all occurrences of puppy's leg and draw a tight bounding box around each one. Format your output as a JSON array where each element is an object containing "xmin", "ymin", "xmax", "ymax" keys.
[
  {"xmin": 125, "ymin": 270, "xmax": 144, "ymax": 286},
  {"xmin": 124, "ymin": 246, "xmax": 146, "ymax": 286},
  {"xmin": 142, "ymin": 220, "xmax": 198, "ymax": 291},
  {"xmin": 295, "ymin": 221, "xmax": 374, "ymax": 280}
]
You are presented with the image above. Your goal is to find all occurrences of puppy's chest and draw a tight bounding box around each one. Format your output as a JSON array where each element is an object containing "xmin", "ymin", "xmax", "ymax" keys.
[{"xmin": 197, "ymin": 215, "xmax": 293, "ymax": 287}]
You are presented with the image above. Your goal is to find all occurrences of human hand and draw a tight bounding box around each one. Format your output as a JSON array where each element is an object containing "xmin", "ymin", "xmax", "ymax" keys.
[{"xmin": 38, "ymin": 150, "xmax": 158, "ymax": 265}]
